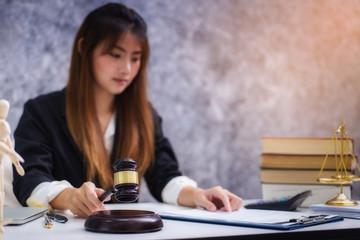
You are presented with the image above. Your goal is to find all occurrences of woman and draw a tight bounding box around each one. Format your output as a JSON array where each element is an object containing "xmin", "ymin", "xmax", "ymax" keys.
[{"xmin": 13, "ymin": 3, "xmax": 242, "ymax": 218}]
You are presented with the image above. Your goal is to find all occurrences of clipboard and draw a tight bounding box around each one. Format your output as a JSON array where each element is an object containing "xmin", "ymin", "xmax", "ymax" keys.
[{"xmin": 159, "ymin": 208, "xmax": 343, "ymax": 230}]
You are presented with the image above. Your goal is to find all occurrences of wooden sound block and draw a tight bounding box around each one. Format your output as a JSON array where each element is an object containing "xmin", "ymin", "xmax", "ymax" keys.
[{"xmin": 84, "ymin": 209, "xmax": 163, "ymax": 233}]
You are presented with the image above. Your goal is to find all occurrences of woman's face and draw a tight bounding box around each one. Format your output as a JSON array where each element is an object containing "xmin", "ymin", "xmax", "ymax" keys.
[{"xmin": 92, "ymin": 32, "xmax": 142, "ymax": 98}]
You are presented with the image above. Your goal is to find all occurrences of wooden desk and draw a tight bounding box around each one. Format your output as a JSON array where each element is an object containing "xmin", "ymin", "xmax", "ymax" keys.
[{"xmin": 4, "ymin": 202, "xmax": 360, "ymax": 240}]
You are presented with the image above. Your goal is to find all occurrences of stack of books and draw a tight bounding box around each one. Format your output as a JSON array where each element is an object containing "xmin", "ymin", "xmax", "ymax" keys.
[{"xmin": 261, "ymin": 137, "xmax": 356, "ymax": 207}]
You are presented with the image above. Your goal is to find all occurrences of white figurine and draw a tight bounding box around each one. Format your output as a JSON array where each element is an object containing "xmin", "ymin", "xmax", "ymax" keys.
[{"xmin": 0, "ymin": 100, "xmax": 25, "ymax": 233}]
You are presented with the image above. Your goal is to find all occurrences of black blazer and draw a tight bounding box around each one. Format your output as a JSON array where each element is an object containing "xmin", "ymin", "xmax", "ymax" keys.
[{"xmin": 13, "ymin": 89, "xmax": 182, "ymax": 206}]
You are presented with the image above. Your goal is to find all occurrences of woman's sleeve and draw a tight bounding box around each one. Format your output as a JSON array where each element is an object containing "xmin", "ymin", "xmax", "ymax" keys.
[
  {"xmin": 26, "ymin": 180, "xmax": 73, "ymax": 208},
  {"xmin": 13, "ymin": 100, "xmax": 56, "ymax": 206},
  {"xmin": 161, "ymin": 175, "xmax": 197, "ymax": 204}
]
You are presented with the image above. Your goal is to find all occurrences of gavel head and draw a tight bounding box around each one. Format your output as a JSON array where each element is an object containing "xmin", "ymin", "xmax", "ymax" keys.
[{"xmin": 112, "ymin": 158, "xmax": 139, "ymax": 203}]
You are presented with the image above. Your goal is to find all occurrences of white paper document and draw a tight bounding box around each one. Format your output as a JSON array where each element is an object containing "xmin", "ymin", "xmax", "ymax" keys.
[
  {"xmin": 310, "ymin": 202, "xmax": 360, "ymax": 219},
  {"xmin": 159, "ymin": 206, "xmax": 344, "ymax": 230},
  {"xmin": 161, "ymin": 207, "xmax": 312, "ymax": 224}
]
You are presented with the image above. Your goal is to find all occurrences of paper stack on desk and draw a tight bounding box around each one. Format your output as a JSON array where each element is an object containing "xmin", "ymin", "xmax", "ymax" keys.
[{"xmin": 310, "ymin": 202, "xmax": 360, "ymax": 219}]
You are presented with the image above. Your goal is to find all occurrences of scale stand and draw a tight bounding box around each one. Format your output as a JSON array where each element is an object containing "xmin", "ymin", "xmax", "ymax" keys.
[
  {"xmin": 318, "ymin": 121, "xmax": 360, "ymax": 206},
  {"xmin": 325, "ymin": 184, "xmax": 357, "ymax": 207}
]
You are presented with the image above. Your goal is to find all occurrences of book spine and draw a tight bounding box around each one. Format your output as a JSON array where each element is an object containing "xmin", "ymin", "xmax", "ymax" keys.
[
  {"xmin": 262, "ymin": 138, "xmax": 354, "ymax": 155},
  {"xmin": 261, "ymin": 154, "xmax": 355, "ymax": 170},
  {"xmin": 260, "ymin": 169, "xmax": 349, "ymax": 184}
]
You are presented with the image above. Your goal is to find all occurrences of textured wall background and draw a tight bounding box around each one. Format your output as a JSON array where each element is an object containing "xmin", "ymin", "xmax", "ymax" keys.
[{"xmin": 1, "ymin": 0, "xmax": 360, "ymax": 202}]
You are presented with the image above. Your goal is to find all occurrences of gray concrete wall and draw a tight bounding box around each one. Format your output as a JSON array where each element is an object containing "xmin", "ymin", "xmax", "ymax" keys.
[{"xmin": 1, "ymin": 0, "xmax": 360, "ymax": 202}]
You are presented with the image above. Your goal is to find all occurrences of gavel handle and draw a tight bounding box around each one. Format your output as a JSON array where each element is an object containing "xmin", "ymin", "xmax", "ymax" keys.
[{"xmin": 98, "ymin": 184, "xmax": 117, "ymax": 202}]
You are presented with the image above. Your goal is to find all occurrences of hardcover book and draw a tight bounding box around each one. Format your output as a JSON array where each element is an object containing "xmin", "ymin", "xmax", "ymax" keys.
[
  {"xmin": 261, "ymin": 154, "xmax": 355, "ymax": 170},
  {"xmin": 262, "ymin": 137, "xmax": 354, "ymax": 155},
  {"xmin": 260, "ymin": 169, "xmax": 354, "ymax": 184}
]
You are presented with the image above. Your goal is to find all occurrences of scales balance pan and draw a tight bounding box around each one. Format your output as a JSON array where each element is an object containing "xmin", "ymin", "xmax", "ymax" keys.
[{"xmin": 84, "ymin": 158, "xmax": 163, "ymax": 233}]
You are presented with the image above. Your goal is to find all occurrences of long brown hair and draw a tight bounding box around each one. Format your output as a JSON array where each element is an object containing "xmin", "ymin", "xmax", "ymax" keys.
[{"xmin": 66, "ymin": 3, "xmax": 154, "ymax": 189}]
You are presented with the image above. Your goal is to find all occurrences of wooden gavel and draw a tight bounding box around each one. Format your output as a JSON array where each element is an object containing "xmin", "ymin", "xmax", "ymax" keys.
[
  {"xmin": 98, "ymin": 158, "xmax": 139, "ymax": 203},
  {"xmin": 85, "ymin": 158, "xmax": 163, "ymax": 233}
]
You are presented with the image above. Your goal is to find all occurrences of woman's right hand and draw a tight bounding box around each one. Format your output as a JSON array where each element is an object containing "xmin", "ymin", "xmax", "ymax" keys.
[{"xmin": 50, "ymin": 182, "xmax": 108, "ymax": 218}]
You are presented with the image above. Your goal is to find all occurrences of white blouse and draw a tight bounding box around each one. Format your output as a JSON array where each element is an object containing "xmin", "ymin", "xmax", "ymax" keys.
[{"xmin": 26, "ymin": 113, "xmax": 197, "ymax": 208}]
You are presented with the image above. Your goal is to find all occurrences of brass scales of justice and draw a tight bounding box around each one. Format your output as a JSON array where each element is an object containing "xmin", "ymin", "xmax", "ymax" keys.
[{"xmin": 317, "ymin": 120, "xmax": 360, "ymax": 206}]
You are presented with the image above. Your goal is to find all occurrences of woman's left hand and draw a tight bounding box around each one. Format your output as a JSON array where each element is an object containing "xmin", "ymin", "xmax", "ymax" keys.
[{"xmin": 178, "ymin": 186, "xmax": 242, "ymax": 212}]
